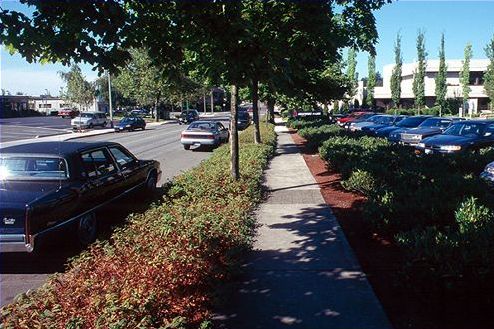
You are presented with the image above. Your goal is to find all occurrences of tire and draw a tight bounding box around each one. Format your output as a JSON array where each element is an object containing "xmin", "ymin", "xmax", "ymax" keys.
[
  {"xmin": 102, "ymin": 122, "xmax": 107, "ymax": 128},
  {"xmin": 88, "ymin": 123, "xmax": 93, "ymax": 129},
  {"xmin": 184, "ymin": 144, "xmax": 190, "ymax": 150},
  {"xmin": 77, "ymin": 212, "xmax": 97, "ymax": 246},
  {"xmin": 145, "ymin": 172, "xmax": 158, "ymax": 192}
]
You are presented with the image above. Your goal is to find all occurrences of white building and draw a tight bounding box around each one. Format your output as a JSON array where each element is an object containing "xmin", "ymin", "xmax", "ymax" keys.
[
  {"xmin": 30, "ymin": 96, "xmax": 108, "ymax": 115},
  {"xmin": 371, "ymin": 59, "xmax": 490, "ymax": 114}
]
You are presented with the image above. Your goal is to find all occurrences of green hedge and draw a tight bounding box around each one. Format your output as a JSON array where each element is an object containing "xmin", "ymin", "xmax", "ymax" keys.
[
  {"xmin": 1, "ymin": 123, "xmax": 276, "ymax": 328},
  {"xmin": 318, "ymin": 133, "xmax": 494, "ymax": 291}
]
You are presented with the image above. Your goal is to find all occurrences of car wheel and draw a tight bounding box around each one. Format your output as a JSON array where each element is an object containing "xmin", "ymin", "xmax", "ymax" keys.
[
  {"xmin": 88, "ymin": 123, "xmax": 93, "ymax": 129},
  {"xmin": 102, "ymin": 122, "xmax": 107, "ymax": 127},
  {"xmin": 77, "ymin": 212, "xmax": 97, "ymax": 246},
  {"xmin": 184, "ymin": 144, "xmax": 190, "ymax": 150},
  {"xmin": 145, "ymin": 172, "xmax": 158, "ymax": 192}
]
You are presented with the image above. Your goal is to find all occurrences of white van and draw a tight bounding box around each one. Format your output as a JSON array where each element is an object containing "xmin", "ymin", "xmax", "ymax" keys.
[{"xmin": 71, "ymin": 112, "xmax": 109, "ymax": 130}]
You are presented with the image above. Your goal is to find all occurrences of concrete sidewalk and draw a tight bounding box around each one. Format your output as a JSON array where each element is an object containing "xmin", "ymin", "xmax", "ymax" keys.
[{"xmin": 214, "ymin": 120, "xmax": 391, "ymax": 329}]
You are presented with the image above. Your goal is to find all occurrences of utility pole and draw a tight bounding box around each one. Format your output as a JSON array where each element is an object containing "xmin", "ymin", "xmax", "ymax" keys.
[
  {"xmin": 203, "ymin": 92, "xmax": 206, "ymax": 114},
  {"xmin": 107, "ymin": 71, "xmax": 113, "ymax": 126}
]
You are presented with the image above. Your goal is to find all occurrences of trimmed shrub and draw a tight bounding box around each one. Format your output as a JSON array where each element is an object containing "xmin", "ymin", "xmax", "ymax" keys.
[
  {"xmin": 286, "ymin": 118, "xmax": 327, "ymax": 130},
  {"xmin": 298, "ymin": 124, "xmax": 344, "ymax": 148},
  {"xmin": 1, "ymin": 123, "xmax": 277, "ymax": 328}
]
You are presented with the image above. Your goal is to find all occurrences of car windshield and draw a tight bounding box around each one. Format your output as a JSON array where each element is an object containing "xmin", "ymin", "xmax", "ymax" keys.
[
  {"xmin": 238, "ymin": 112, "xmax": 249, "ymax": 119},
  {"xmin": 419, "ymin": 118, "xmax": 451, "ymax": 128},
  {"xmin": 374, "ymin": 116, "xmax": 395, "ymax": 125},
  {"xmin": 0, "ymin": 156, "xmax": 68, "ymax": 180},
  {"xmin": 443, "ymin": 122, "xmax": 485, "ymax": 136},
  {"xmin": 356, "ymin": 114, "xmax": 376, "ymax": 122},
  {"xmin": 397, "ymin": 117, "xmax": 427, "ymax": 128},
  {"xmin": 79, "ymin": 113, "xmax": 94, "ymax": 118},
  {"xmin": 120, "ymin": 117, "xmax": 137, "ymax": 124},
  {"xmin": 188, "ymin": 122, "xmax": 214, "ymax": 130}
]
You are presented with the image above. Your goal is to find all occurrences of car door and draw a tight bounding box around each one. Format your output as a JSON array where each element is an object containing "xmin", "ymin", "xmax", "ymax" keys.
[
  {"xmin": 216, "ymin": 122, "xmax": 228, "ymax": 140},
  {"xmin": 79, "ymin": 148, "xmax": 126, "ymax": 210},
  {"xmin": 108, "ymin": 145, "xmax": 146, "ymax": 192},
  {"xmin": 480, "ymin": 124, "xmax": 494, "ymax": 148}
]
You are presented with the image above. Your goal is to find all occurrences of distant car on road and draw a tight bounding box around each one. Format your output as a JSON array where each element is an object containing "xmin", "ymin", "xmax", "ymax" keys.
[
  {"xmin": 178, "ymin": 110, "xmax": 200, "ymax": 125},
  {"xmin": 181, "ymin": 120, "xmax": 229, "ymax": 150},
  {"xmin": 71, "ymin": 112, "xmax": 109, "ymax": 130},
  {"xmin": 114, "ymin": 116, "xmax": 146, "ymax": 132},
  {"xmin": 237, "ymin": 111, "xmax": 252, "ymax": 130},
  {"xmin": 416, "ymin": 120, "xmax": 494, "ymax": 154},
  {"xmin": 58, "ymin": 108, "xmax": 79, "ymax": 119},
  {"xmin": 0, "ymin": 141, "xmax": 161, "ymax": 252}
]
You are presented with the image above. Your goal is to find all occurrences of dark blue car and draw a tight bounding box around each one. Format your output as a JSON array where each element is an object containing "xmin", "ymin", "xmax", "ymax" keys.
[
  {"xmin": 380, "ymin": 116, "xmax": 432, "ymax": 141},
  {"xmin": 114, "ymin": 116, "xmax": 146, "ymax": 132},
  {"xmin": 416, "ymin": 120, "xmax": 494, "ymax": 154},
  {"xmin": 397, "ymin": 117, "xmax": 463, "ymax": 145},
  {"xmin": 361, "ymin": 115, "xmax": 407, "ymax": 135}
]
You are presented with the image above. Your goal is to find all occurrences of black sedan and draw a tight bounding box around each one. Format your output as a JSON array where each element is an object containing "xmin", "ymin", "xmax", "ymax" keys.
[
  {"xmin": 0, "ymin": 141, "xmax": 161, "ymax": 252},
  {"xmin": 380, "ymin": 115, "xmax": 432, "ymax": 141},
  {"xmin": 416, "ymin": 120, "xmax": 494, "ymax": 154},
  {"xmin": 396, "ymin": 117, "xmax": 463, "ymax": 146},
  {"xmin": 114, "ymin": 116, "xmax": 146, "ymax": 132},
  {"xmin": 237, "ymin": 111, "xmax": 252, "ymax": 130}
]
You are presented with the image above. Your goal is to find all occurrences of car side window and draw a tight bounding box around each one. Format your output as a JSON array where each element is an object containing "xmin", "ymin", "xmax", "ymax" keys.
[
  {"xmin": 109, "ymin": 147, "xmax": 135, "ymax": 167},
  {"xmin": 80, "ymin": 149, "xmax": 117, "ymax": 178},
  {"xmin": 217, "ymin": 122, "xmax": 225, "ymax": 130}
]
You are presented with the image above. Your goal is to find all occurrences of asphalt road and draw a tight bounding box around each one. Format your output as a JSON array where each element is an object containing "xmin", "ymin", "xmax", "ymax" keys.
[{"xmin": 0, "ymin": 113, "xmax": 231, "ymax": 307}]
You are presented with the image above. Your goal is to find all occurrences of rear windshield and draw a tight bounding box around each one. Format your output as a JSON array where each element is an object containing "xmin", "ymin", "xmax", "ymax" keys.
[
  {"xmin": 188, "ymin": 122, "xmax": 214, "ymax": 130},
  {"xmin": 0, "ymin": 156, "xmax": 68, "ymax": 180},
  {"xmin": 397, "ymin": 117, "xmax": 428, "ymax": 128}
]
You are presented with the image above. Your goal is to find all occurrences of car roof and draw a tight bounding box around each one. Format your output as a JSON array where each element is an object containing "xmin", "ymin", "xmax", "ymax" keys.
[
  {"xmin": 189, "ymin": 120, "xmax": 218, "ymax": 124},
  {"xmin": 451, "ymin": 119, "xmax": 494, "ymax": 124},
  {"xmin": 0, "ymin": 141, "xmax": 121, "ymax": 157}
]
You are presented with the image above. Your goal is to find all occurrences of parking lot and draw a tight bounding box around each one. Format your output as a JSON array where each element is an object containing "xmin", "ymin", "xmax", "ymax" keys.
[{"xmin": 0, "ymin": 116, "xmax": 109, "ymax": 143}]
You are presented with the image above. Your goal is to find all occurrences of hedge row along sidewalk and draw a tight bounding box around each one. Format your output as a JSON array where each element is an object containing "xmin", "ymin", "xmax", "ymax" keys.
[
  {"xmin": 289, "ymin": 118, "xmax": 494, "ymax": 329},
  {"xmin": 1, "ymin": 123, "xmax": 277, "ymax": 328}
]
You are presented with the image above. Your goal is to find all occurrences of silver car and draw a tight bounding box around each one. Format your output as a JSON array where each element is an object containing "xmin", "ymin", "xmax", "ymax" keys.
[
  {"xmin": 71, "ymin": 112, "xmax": 109, "ymax": 130},
  {"xmin": 180, "ymin": 121, "xmax": 229, "ymax": 150}
]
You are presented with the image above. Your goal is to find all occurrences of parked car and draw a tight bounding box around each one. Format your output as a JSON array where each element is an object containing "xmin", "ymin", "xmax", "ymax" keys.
[
  {"xmin": 480, "ymin": 161, "xmax": 494, "ymax": 187},
  {"xmin": 178, "ymin": 109, "xmax": 200, "ymax": 125},
  {"xmin": 71, "ymin": 112, "xmax": 109, "ymax": 130},
  {"xmin": 181, "ymin": 121, "xmax": 229, "ymax": 150},
  {"xmin": 336, "ymin": 111, "xmax": 370, "ymax": 126},
  {"xmin": 114, "ymin": 116, "xmax": 146, "ymax": 132},
  {"xmin": 348, "ymin": 114, "xmax": 392, "ymax": 131},
  {"xmin": 130, "ymin": 109, "xmax": 149, "ymax": 117},
  {"xmin": 237, "ymin": 111, "xmax": 252, "ymax": 130},
  {"xmin": 376, "ymin": 115, "xmax": 431, "ymax": 140},
  {"xmin": 361, "ymin": 115, "xmax": 406, "ymax": 134},
  {"xmin": 397, "ymin": 117, "xmax": 463, "ymax": 146},
  {"xmin": 0, "ymin": 141, "xmax": 161, "ymax": 252},
  {"xmin": 58, "ymin": 108, "xmax": 79, "ymax": 118},
  {"xmin": 416, "ymin": 120, "xmax": 494, "ymax": 154},
  {"xmin": 346, "ymin": 113, "xmax": 378, "ymax": 130}
]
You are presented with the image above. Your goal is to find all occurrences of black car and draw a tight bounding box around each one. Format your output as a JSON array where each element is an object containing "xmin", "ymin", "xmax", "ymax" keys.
[
  {"xmin": 114, "ymin": 116, "xmax": 146, "ymax": 132},
  {"xmin": 0, "ymin": 141, "xmax": 161, "ymax": 252},
  {"xmin": 397, "ymin": 117, "xmax": 463, "ymax": 146},
  {"xmin": 416, "ymin": 120, "xmax": 494, "ymax": 154},
  {"xmin": 378, "ymin": 115, "xmax": 431, "ymax": 141},
  {"xmin": 237, "ymin": 111, "xmax": 252, "ymax": 130},
  {"xmin": 179, "ymin": 110, "xmax": 200, "ymax": 124}
]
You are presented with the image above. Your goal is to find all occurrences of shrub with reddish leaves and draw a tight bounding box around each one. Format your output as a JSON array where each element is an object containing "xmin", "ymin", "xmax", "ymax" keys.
[{"xmin": 1, "ymin": 123, "xmax": 276, "ymax": 328}]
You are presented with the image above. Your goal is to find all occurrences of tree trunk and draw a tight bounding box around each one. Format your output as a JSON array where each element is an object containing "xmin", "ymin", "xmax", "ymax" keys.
[
  {"xmin": 230, "ymin": 84, "xmax": 240, "ymax": 180},
  {"xmin": 211, "ymin": 89, "xmax": 214, "ymax": 113},
  {"xmin": 155, "ymin": 93, "xmax": 160, "ymax": 122},
  {"xmin": 251, "ymin": 79, "xmax": 261, "ymax": 144},
  {"xmin": 203, "ymin": 92, "xmax": 207, "ymax": 114},
  {"xmin": 267, "ymin": 98, "xmax": 275, "ymax": 124}
]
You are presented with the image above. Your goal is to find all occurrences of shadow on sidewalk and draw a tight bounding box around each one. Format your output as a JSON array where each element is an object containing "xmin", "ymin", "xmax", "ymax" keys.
[{"xmin": 213, "ymin": 204, "xmax": 388, "ymax": 329}]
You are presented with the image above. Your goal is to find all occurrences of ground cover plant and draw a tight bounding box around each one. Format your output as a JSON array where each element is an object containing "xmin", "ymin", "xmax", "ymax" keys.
[
  {"xmin": 1, "ymin": 123, "xmax": 276, "ymax": 329},
  {"xmin": 297, "ymin": 119, "xmax": 494, "ymax": 313}
]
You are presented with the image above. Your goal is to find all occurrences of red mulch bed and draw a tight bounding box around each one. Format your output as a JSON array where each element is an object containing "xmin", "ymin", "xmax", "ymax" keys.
[{"xmin": 289, "ymin": 130, "xmax": 489, "ymax": 329}]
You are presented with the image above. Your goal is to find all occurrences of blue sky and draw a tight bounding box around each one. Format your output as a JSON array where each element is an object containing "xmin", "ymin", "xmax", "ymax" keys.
[{"xmin": 1, "ymin": 0, "xmax": 494, "ymax": 95}]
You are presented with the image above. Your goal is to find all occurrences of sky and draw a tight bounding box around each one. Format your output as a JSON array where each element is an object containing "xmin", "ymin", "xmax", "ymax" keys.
[{"xmin": 1, "ymin": 0, "xmax": 494, "ymax": 96}]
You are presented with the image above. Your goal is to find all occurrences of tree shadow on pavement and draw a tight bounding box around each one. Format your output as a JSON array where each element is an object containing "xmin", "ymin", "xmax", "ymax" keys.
[{"xmin": 213, "ymin": 203, "xmax": 389, "ymax": 329}]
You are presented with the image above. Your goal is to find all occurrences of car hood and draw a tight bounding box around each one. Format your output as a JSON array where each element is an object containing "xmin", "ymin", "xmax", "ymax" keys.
[
  {"xmin": 364, "ymin": 124, "xmax": 387, "ymax": 130},
  {"xmin": 0, "ymin": 181, "xmax": 66, "ymax": 207},
  {"xmin": 421, "ymin": 134, "xmax": 478, "ymax": 146},
  {"xmin": 405, "ymin": 127, "xmax": 442, "ymax": 135},
  {"xmin": 375, "ymin": 126, "xmax": 400, "ymax": 136}
]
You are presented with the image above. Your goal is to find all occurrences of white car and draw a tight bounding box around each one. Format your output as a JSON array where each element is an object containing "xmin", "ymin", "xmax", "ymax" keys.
[
  {"xmin": 181, "ymin": 121, "xmax": 229, "ymax": 150},
  {"xmin": 71, "ymin": 112, "xmax": 109, "ymax": 130}
]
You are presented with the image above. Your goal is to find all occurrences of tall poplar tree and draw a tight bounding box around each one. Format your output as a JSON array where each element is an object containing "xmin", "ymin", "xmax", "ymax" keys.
[
  {"xmin": 346, "ymin": 47, "xmax": 358, "ymax": 105},
  {"xmin": 460, "ymin": 43, "xmax": 473, "ymax": 106},
  {"xmin": 390, "ymin": 33, "xmax": 402, "ymax": 108},
  {"xmin": 484, "ymin": 35, "xmax": 494, "ymax": 110},
  {"xmin": 366, "ymin": 54, "xmax": 376, "ymax": 106},
  {"xmin": 413, "ymin": 30, "xmax": 427, "ymax": 110},
  {"xmin": 435, "ymin": 33, "xmax": 447, "ymax": 112}
]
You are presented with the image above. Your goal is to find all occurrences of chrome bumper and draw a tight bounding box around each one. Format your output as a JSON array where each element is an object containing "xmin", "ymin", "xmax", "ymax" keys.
[{"xmin": 0, "ymin": 234, "xmax": 34, "ymax": 253}]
